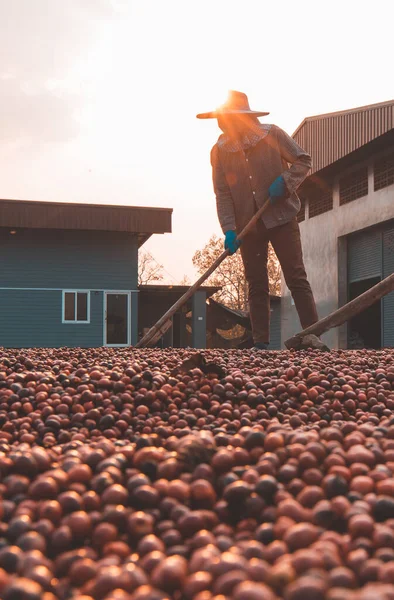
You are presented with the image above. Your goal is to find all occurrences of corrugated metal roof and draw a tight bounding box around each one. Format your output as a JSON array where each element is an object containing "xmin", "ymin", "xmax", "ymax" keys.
[
  {"xmin": 293, "ymin": 99, "xmax": 394, "ymax": 174},
  {"xmin": 0, "ymin": 199, "xmax": 172, "ymax": 236}
]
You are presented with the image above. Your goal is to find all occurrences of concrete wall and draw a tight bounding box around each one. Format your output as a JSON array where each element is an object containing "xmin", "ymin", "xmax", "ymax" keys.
[
  {"xmin": 192, "ymin": 291, "xmax": 207, "ymax": 349},
  {"xmin": 281, "ymin": 151, "xmax": 394, "ymax": 349}
]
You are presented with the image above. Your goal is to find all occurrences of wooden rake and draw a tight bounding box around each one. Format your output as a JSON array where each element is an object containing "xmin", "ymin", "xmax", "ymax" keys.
[
  {"xmin": 136, "ymin": 198, "xmax": 272, "ymax": 348},
  {"xmin": 285, "ymin": 272, "xmax": 394, "ymax": 350}
]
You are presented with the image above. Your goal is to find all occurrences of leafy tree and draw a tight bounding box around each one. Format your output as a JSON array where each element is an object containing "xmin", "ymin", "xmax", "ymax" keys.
[
  {"xmin": 192, "ymin": 235, "xmax": 281, "ymax": 310},
  {"xmin": 267, "ymin": 243, "xmax": 281, "ymax": 296}
]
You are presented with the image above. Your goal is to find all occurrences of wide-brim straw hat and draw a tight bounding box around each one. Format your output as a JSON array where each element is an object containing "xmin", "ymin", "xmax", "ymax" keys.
[{"xmin": 197, "ymin": 90, "xmax": 269, "ymax": 119}]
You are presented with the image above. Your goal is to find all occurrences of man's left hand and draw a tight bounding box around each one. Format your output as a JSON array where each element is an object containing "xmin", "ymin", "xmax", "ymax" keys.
[{"xmin": 269, "ymin": 175, "xmax": 288, "ymax": 204}]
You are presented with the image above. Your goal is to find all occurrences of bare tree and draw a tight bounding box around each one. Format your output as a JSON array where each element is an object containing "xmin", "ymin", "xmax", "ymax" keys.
[
  {"xmin": 179, "ymin": 275, "xmax": 191, "ymax": 285},
  {"xmin": 138, "ymin": 251, "xmax": 164, "ymax": 285}
]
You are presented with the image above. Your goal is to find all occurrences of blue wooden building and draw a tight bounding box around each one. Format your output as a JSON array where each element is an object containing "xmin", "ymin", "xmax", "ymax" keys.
[{"xmin": 0, "ymin": 199, "xmax": 172, "ymax": 348}]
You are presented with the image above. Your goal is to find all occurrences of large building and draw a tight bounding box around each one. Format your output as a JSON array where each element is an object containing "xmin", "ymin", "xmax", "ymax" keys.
[
  {"xmin": 281, "ymin": 99, "xmax": 394, "ymax": 349},
  {"xmin": 0, "ymin": 199, "xmax": 172, "ymax": 348}
]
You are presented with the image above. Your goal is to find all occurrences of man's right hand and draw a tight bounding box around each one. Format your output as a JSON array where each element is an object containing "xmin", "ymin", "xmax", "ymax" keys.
[{"xmin": 224, "ymin": 230, "xmax": 241, "ymax": 255}]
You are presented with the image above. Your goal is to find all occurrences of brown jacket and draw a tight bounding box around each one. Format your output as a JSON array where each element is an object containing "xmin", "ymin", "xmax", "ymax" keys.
[{"xmin": 211, "ymin": 124, "xmax": 312, "ymax": 233}]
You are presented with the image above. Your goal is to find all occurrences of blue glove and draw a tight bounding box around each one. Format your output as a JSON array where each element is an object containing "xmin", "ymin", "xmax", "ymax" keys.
[
  {"xmin": 224, "ymin": 230, "xmax": 240, "ymax": 255},
  {"xmin": 268, "ymin": 175, "xmax": 288, "ymax": 204}
]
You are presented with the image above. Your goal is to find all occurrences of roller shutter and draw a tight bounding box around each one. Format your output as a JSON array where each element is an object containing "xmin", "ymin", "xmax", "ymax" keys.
[
  {"xmin": 383, "ymin": 228, "xmax": 394, "ymax": 347},
  {"xmin": 348, "ymin": 229, "xmax": 382, "ymax": 283}
]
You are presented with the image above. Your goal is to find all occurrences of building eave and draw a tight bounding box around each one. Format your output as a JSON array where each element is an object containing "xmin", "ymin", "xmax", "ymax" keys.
[{"xmin": 0, "ymin": 198, "xmax": 173, "ymax": 236}]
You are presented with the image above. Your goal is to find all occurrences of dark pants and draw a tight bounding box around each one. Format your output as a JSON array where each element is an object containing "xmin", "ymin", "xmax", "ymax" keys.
[{"xmin": 240, "ymin": 217, "xmax": 318, "ymax": 344}]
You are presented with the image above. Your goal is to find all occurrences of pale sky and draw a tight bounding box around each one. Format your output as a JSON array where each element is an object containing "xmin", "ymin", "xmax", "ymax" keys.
[{"xmin": 1, "ymin": 0, "xmax": 393, "ymax": 283}]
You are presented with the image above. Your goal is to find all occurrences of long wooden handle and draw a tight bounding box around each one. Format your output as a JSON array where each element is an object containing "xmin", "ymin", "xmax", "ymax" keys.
[
  {"xmin": 136, "ymin": 198, "xmax": 271, "ymax": 348},
  {"xmin": 284, "ymin": 271, "xmax": 394, "ymax": 349}
]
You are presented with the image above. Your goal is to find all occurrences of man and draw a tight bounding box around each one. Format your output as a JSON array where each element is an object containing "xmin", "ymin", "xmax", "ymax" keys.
[{"xmin": 197, "ymin": 90, "xmax": 318, "ymax": 350}]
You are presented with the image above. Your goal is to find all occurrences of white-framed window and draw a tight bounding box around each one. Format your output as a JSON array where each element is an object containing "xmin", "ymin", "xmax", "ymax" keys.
[{"xmin": 62, "ymin": 291, "xmax": 90, "ymax": 324}]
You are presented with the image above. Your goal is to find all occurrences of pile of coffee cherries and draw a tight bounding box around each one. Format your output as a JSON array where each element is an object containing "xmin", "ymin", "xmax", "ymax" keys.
[{"xmin": 0, "ymin": 347, "xmax": 393, "ymax": 600}]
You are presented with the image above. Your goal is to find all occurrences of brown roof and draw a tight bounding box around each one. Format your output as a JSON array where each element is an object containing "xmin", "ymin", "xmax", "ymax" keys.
[
  {"xmin": 293, "ymin": 99, "xmax": 394, "ymax": 174},
  {"xmin": 0, "ymin": 199, "xmax": 172, "ymax": 246},
  {"xmin": 139, "ymin": 285, "xmax": 220, "ymax": 298}
]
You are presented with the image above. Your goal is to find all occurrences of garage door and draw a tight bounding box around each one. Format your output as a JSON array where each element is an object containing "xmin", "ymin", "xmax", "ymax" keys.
[
  {"xmin": 348, "ymin": 229, "xmax": 382, "ymax": 283},
  {"xmin": 383, "ymin": 228, "xmax": 394, "ymax": 347}
]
